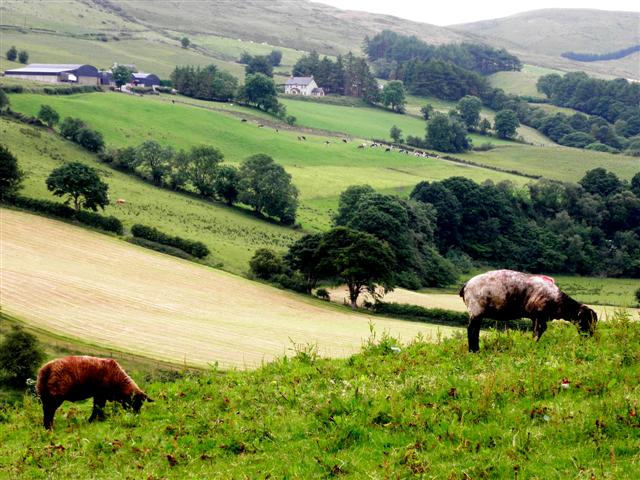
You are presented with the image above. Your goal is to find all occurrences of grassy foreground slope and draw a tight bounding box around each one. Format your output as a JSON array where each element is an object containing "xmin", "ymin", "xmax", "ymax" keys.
[
  {"xmin": 1, "ymin": 316, "xmax": 638, "ymax": 478},
  {"xmin": 0, "ymin": 208, "xmax": 457, "ymax": 369}
]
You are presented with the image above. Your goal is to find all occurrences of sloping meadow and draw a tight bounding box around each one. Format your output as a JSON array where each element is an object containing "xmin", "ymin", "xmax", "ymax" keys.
[{"xmin": 1, "ymin": 315, "xmax": 638, "ymax": 478}]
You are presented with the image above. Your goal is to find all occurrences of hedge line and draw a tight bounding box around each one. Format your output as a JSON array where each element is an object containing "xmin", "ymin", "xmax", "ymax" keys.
[
  {"xmin": 371, "ymin": 302, "xmax": 532, "ymax": 331},
  {"xmin": 4, "ymin": 196, "xmax": 123, "ymax": 234},
  {"xmin": 0, "ymin": 84, "xmax": 102, "ymax": 95},
  {"xmin": 131, "ymin": 224, "xmax": 209, "ymax": 258},
  {"xmin": 127, "ymin": 237, "xmax": 193, "ymax": 260}
]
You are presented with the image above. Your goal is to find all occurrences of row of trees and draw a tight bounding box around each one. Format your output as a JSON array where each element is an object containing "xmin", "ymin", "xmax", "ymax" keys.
[
  {"xmin": 364, "ymin": 30, "xmax": 522, "ymax": 75},
  {"xmin": 292, "ymin": 51, "xmax": 380, "ymax": 102},
  {"xmin": 100, "ymin": 143, "xmax": 298, "ymax": 224},
  {"xmin": 411, "ymin": 169, "xmax": 640, "ymax": 277},
  {"xmin": 561, "ymin": 45, "xmax": 640, "ymax": 63},
  {"xmin": 6, "ymin": 46, "xmax": 28, "ymax": 64},
  {"xmin": 238, "ymin": 50, "xmax": 283, "ymax": 77}
]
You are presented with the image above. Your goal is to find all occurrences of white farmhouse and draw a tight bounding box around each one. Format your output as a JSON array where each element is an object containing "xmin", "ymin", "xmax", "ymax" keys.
[{"xmin": 284, "ymin": 76, "xmax": 325, "ymax": 96}]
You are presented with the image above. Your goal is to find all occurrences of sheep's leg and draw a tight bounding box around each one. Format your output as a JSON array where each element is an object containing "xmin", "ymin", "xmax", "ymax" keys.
[
  {"xmin": 533, "ymin": 317, "xmax": 548, "ymax": 341},
  {"xmin": 467, "ymin": 315, "xmax": 482, "ymax": 353},
  {"xmin": 89, "ymin": 397, "xmax": 106, "ymax": 422},
  {"xmin": 42, "ymin": 397, "xmax": 62, "ymax": 430}
]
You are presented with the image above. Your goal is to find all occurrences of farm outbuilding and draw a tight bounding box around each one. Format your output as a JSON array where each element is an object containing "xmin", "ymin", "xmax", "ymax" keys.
[
  {"xmin": 131, "ymin": 72, "xmax": 160, "ymax": 87},
  {"xmin": 4, "ymin": 64, "xmax": 99, "ymax": 84}
]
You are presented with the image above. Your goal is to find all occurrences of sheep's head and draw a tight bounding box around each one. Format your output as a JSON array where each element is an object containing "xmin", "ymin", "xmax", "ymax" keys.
[
  {"xmin": 577, "ymin": 305, "xmax": 597, "ymax": 336},
  {"xmin": 122, "ymin": 391, "xmax": 153, "ymax": 412}
]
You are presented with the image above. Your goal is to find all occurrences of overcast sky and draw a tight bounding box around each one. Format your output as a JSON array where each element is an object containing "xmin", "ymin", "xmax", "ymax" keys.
[{"xmin": 317, "ymin": 0, "xmax": 640, "ymax": 26}]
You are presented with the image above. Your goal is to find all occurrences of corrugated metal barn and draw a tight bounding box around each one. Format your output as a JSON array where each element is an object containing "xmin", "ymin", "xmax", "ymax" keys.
[
  {"xmin": 4, "ymin": 64, "xmax": 100, "ymax": 84},
  {"xmin": 131, "ymin": 72, "xmax": 160, "ymax": 87}
]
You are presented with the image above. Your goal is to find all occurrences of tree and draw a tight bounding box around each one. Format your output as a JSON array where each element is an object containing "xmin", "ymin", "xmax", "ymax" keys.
[
  {"xmin": 135, "ymin": 140, "xmax": 174, "ymax": 186},
  {"xmin": 245, "ymin": 55, "xmax": 273, "ymax": 77},
  {"xmin": 268, "ymin": 50, "xmax": 283, "ymax": 67},
  {"xmin": 631, "ymin": 172, "xmax": 640, "ymax": 197},
  {"xmin": 426, "ymin": 112, "xmax": 471, "ymax": 152},
  {"xmin": 76, "ymin": 128, "xmax": 104, "ymax": 152},
  {"xmin": 249, "ymin": 248, "xmax": 284, "ymax": 280},
  {"xmin": 0, "ymin": 89, "xmax": 9, "ymax": 111},
  {"xmin": 390, "ymin": 125, "xmax": 403, "ymax": 143},
  {"xmin": 317, "ymin": 227, "xmax": 395, "ymax": 308},
  {"xmin": 494, "ymin": 109, "xmax": 520, "ymax": 139},
  {"xmin": 284, "ymin": 233, "xmax": 324, "ymax": 293},
  {"xmin": 457, "ymin": 95, "xmax": 482, "ymax": 130},
  {"xmin": 186, "ymin": 145, "xmax": 224, "ymax": 197},
  {"xmin": 37, "ymin": 105, "xmax": 60, "ymax": 127},
  {"xmin": 181, "ymin": 37, "xmax": 190, "ymax": 49},
  {"xmin": 334, "ymin": 184, "xmax": 375, "ymax": 226},
  {"xmin": 636, "ymin": 287, "xmax": 640, "ymax": 306},
  {"xmin": 381, "ymin": 80, "xmax": 406, "ymax": 113},
  {"xmin": 0, "ymin": 144, "xmax": 23, "ymax": 200},
  {"xmin": 213, "ymin": 164, "xmax": 240, "ymax": 205},
  {"xmin": 241, "ymin": 73, "xmax": 280, "ymax": 112},
  {"xmin": 479, "ymin": 118, "xmax": 491, "ymax": 135},
  {"xmin": 420, "ymin": 104, "xmax": 434, "ymax": 120},
  {"xmin": 46, "ymin": 162, "xmax": 109, "ymax": 212},
  {"xmin": 18, "ymin": 50, "xmax": 29, "ymax": 64},
  {"xmin": 112, "ymin": 65, "xmax": 132, "ymax": 90},
  {"xmin": 238, "ymin": 154, "xmax": 298, "ymax": 224},
  {"xmin": 0, "ymin": 326, "xmax": 44, "ymax": 387},
  {"xmin": 60, "ymin": 117, "xmax": 86, "ymax": 141},
  {"xmin": 6, "ymin": 45, "xmax": 17, "ymax": 62},
  {"xmin": 579, "ymin": 168, "xmax": 622, "ymax": 197}
]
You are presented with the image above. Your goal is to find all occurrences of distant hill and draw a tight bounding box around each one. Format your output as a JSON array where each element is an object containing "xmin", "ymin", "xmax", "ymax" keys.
[{"xmin": 451, "ymin": 9, "xmax": 640, "ymax": 79}]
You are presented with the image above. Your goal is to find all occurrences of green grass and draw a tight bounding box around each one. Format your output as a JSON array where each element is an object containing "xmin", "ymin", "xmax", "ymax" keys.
[
  {"xmin": 0, "ymin": 116, "xmax": 299, "ymax": 275},
  {"xmin": 553, "ymin": 276, "xmax": 640, "ymax": 308},
  {"xmin": 6, "ymin": 92, "xmax": 528, "ymax": 231},
  {"xmin": 1, "ymin": 315, "xmax": 639, "ymax": 478},
  {"xmin": 488, "ymin": 64, "xmax": 563, "ymax": 98}
]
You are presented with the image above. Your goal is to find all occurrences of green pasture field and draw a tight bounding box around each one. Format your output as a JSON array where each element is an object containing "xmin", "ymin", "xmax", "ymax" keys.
[
  {"xmin": 0, "ymin": 117, "xmax": 300, "ymax": 275},
  {"xmin": 0, "ymin": 31, "xmax": 245, "ymax": 79},
  {"xmin": 553, "ymin": 276, "xmax": 640, "ymax": 308},
  {"xmin": 1, "ymin": 315, "xmax": 638, "ymax": 478},
  {"xmin": 488, "ymin": 64, "xmax": 564, "ymax": 98},
  {"xmin": 6, "ymin": 92, "xmax": 527, "ymax": 231},
  {"xmin": 456, "ymin": 145, "xmax": 639, "ymax": 182}
]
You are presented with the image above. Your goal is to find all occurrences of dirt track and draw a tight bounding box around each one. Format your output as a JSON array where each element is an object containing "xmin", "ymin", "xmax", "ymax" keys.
[{"xmin": 1, "ymin": 209, "xmax": 459, "ymax": 368}]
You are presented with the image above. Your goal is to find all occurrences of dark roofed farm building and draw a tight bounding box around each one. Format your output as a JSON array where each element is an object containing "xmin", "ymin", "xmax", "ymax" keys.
[
  {"xmin": 131, "ymin": 72, "xmax": 160, "ymax": 87},
  {"xmin": 4, "ymin": 64, "xmax": 99, "ymax": 85}
]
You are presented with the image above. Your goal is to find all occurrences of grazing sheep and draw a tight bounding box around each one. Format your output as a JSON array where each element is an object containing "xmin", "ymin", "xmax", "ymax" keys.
[
  {"xmin": 460, "ymin": 270, "xmax": 597, "ymax": 352},
  {"xmin": 36, "ymin": 356, "xmax": 152, "ymax": 429},
  {"xmin": 115, "ymin": 198, "xmax": 126, "ymax": 205}
]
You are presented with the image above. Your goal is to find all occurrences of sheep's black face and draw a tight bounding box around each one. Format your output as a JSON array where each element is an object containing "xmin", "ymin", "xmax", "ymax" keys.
[
  {"xmin": 131, "ymin": 392, "xmax": 153, "ymax": 413},
  {"xmin": 577, "ymin": 306, "xmax": 597, "ymax": 335}
]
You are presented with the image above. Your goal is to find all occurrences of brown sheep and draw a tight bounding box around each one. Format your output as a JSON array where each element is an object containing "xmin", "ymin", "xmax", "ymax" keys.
[
  {"xmin": 36, "ymin": 356, "xmax": 152, "ymax": 429},
  {"xmin": 460, "ymin": 270, "xmax": 597, "ymax": 352}
]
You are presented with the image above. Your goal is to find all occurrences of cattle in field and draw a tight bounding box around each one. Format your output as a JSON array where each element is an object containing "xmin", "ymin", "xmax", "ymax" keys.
[
  {"xmin": 36, "ymin": 356, "xmax": 152, "ymax": 429},
  {"xmin": 459, "ymin": 270, "xmax": 597, "ymax": 352}
]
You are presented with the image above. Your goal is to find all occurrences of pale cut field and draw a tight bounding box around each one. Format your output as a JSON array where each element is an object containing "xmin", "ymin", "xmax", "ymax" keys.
[
  {"xmin": 0, "ymin": 209, "xmax": 459, "ymax": 369},
  {"xmin": 329, "ymin": 288, "xmax": 640, "ymax": 321}
]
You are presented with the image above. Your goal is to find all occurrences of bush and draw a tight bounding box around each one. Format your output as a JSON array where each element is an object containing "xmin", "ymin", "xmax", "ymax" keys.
[
  {"xmin": 0, "ymin": 144, "xmax": 23, "ymax": 200},
  {"xmin": 3, "ymin": 196, "xmax": 123, "ymax": 234},
  {"xmin": 127, "ymin": 237, "xmax": 193, "ymax": 260},
  {"xmin": 131, "ymin": 224, "xmax": 210, "ymax": 258},
  {"xmin": 0, "ymin": 326, "xmax": 45, "ymax": 388},
  {"xmin": 315, "ymin": 288, "xmax": 330, "ymax": 301},
  {"xmin": 371, "ymin": 302, "xmax": 469, "ymax": 325},
  {"xmin": 76, "ymin": 128, "xmax": 104, "ymax": 152},
  {"xmin": 249, "ymin": 248, "xmax": 283, "ymax": 279},
  {"xmin": 473, "ymin": 142, "xmax": 495, "ymax": 151},
  {"xmin": 585, "ymin": 142, "xmax": 620, "ymax": 153},
  {"xmin": 635, "ymin": 288, "xmax": 640, "ymax": 306},
  {"xmin": 405, "ymin": 135, "xmax": 427, "ymax": 148},
  {"xmin": 272, "ymin": 271, "xmax": 307, "ymax": 293}
]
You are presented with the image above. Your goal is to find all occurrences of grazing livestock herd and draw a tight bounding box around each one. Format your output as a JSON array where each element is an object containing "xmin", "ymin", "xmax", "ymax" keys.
[{"xmin": 33, "ymin": 270, "xmax": 598, "ymax": 429}]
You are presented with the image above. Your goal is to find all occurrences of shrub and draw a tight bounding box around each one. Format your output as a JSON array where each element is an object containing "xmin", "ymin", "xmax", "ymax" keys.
[
  {"xmin": 473, "ymin": 142, "xmax": 495, "ymax": 151},
  {"xmin": 371, "ymin": 302, "xmax": 469, "ymax": 326},
  {"xmin": 131, "ymin": 224, "xmax": 209, "ymax": 258},
  {"xmin": 405, "ymin": 135, "xmax": 427, "ymax": 148},
  {"xmin": 585, "ymin": 142, "xmax": 619, "ymax": 154},
  {"xmin": 635, "ymin": 287, "xmax": 640, "ymax": 306},
  {"xmin": 3, "ymin": 196, "xmax": 123, "ymax": 234},
  {"xmin": 0, "ymin": 144, "xmax": 23, "ymax": 200},
  {"xmin": 272, "ymin": 271, "xmax": 307, "ymax": 293},
  {"xmin": 0, "ymin": 326, "xmax": 45, "ymax": 388},
  {"xmin": 128, "ymin": 237, "xmax": 193, "ymax": 260},
  {"xmin": 315, "ymin": 288, "xmax": 330, "ymax": 301},
  {"xmin": 76, "ymin": 128, "xmax": 104, "ymax": 152},
  {"xmin": 249, "ymin": 248, "xmax": 284, "ymax": 280}
]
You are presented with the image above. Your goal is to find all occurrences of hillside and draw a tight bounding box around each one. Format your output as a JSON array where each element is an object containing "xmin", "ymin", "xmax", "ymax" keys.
[
  {"xmin": 1, "ymin": 314, "xmax": 638, "ymax": 477},
  {"xmin": 1, "ymin": 208, "xmax": 455, "ymax": 368},
  {"xmin": 452, "ymin": 9, "xmax": 640, "ymax": 79}
]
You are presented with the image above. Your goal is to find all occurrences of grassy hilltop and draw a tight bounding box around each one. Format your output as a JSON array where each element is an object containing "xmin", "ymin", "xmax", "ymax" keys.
[{"xmin": 1, "ymin": 316, "xmax": 639, "ymax": 478}]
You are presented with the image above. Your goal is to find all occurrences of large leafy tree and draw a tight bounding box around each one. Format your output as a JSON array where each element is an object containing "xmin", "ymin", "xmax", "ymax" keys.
[
  {"xmin": 112, "ymin": 65, "xmax": 132, "ymax": 90},
  {"xmin": 284, "ymin": 233, "xmax": 324, "ymax": 293},
  {"xmin": 494, "ymin": 109, "xmax": 520, "ymax": 139},
  {"xmin": 135, "ymin": 140, "xmax": 174, "ymax": 186},
  {"xmin": 245, "ymin": 55, "xmax": 273, "ymax": 77},
  {"xmin": 457, "ymin": 95, "xmax": 482, "ymax": 130},
  {"xmin": 317, "ymin": 227, "xmax": 395, "ymax": 308},
  {"xmin": 186, "ymin": 145, "xmax": 224, "ymax": 197},
  {"xmin": 213, "ymin": 164, "xmax": 240, "ymax": 205},
  {"xmin": 46, "ymin": 162, "xmax": 109, "ymax": 211},
  {"xmin": 6, "ymin": 45, "xmax": 17, "ymax": 62},
  {"xmin": 426, "ymin": 112, "xmax": 471, "ymax": 152},
  {"xmin": 37, "ymin": 105, "xmax": 60, "ymax": 127},
  {"xmin": 579, "ymin": 168, "xmax": 622, "ymax": 197},
  {"xmin": 241, "ymin": 74, "xmax": 279, "ymax": 112},
  {"xmin": 0, "ymin": 144, "xmax": 23, "ymax": 200},
  {"xmin": 238, "ymin": 154, "xmax": 298, "ymax": 224},
  {"xmin": 381, "ymin": 80, "xmax": 406, "ymax": 113},
  {"xmin": 0, "ymin": 326, "xmax": 44, "ymax": 387}
]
